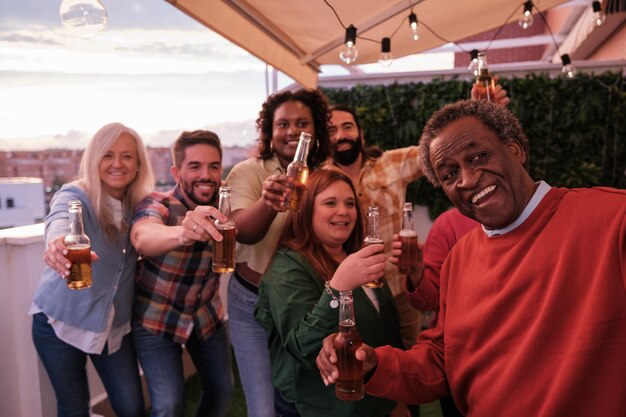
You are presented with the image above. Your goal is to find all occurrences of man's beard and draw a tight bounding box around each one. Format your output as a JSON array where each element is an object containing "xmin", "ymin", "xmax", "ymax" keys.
[
  {"xmin": 182, "ymin": 179, "xmax": 219, "ymax": 206},
  {"xmin": 333, "ymin": 138, "xmax": 362, "ymax": 166}
]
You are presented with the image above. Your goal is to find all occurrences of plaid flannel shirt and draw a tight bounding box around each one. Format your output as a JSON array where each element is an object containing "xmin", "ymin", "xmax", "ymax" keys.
[
  {"xmin": 132, "ymin": 185, "xmax": 224, "ymax": 344},
  {"xmin": 325, "ymin": 145, "xmax": 422, "ymax": 296}
]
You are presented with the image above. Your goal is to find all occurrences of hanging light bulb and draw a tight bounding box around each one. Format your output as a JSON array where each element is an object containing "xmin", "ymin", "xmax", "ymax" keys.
[
  {"xmin": 468, "ymin": 49, "xmax": 479, "ymax": 77},
  {"xmin": 561, "ymin": 54, "xmax": 576, "ymax": 78},
  {"xmin": 592, "ymin": 1, "xmax": 607, "ymax": 26},
  {"xmin": 339, "ymin": 25, "xmax": 359, "ymax": 64},
  {"xmin": 518, "ymin": 1, "xmax": 534, "ymax": 29},
  {"xmin": 60, "ymin": 0, "xmax": 108, "ymax": 39},
  {"xmin": 408, "ymin": 12, "xmax": 419, "ymax": 41},
  {"xmin": 378, "ymin": 37, "xmax": 393, "ymax": 67}
]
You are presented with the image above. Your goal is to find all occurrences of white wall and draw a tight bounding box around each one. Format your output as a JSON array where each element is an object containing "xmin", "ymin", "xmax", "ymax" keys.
[
  {"xmin": 0, "ymin": 179, "xmax": 46, "ymax": 229},
  {"xmin": 0, "ymin": 224, "xmax": 110, "ymax": 417}
]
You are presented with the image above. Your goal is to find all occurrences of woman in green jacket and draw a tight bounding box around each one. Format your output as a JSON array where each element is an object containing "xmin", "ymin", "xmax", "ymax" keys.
[{"xmin": 255, "ymin": 169, "xmax": 403, "ymax": 417}]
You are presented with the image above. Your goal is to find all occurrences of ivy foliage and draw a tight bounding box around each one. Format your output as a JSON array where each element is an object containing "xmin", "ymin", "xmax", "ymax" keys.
[{"xmin": 322, "ymin": 72, "xmax": 626, "ymax": 219}]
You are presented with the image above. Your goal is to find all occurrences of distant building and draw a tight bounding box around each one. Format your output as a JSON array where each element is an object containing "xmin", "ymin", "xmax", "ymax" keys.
[
  {"xmin": 0, "ymin": 145, "xmax": 254, "ymax": 214},
  {"xmin": 0, "ymin": 177, "xmax": 46, "ymax": 229}
]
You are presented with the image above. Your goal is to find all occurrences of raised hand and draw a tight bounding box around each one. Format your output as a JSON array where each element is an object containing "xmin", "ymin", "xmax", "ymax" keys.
[
  {"xmin": 261, "ymin": 173, "xmax": 291, "ymax": 212},
  {"xmin": 316, "ymin": 333, "xmax": 378, "ymax": 386}
]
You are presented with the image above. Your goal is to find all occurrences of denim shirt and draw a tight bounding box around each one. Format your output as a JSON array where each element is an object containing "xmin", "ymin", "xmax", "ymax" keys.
[{"xmin": 32, "ymin": 184, "xmax": 137, "ymax": 333}]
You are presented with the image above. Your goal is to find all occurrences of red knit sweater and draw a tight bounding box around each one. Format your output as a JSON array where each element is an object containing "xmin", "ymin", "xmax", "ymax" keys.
[{"xmin": 367, "ymin": 187, "xmax": 626, "ymax": 416}]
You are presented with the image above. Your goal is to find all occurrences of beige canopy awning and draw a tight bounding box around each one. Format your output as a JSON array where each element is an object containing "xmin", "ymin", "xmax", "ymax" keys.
[{"xmin": 166, "ymin": 0, "xmax": 572, "ymax": 88}]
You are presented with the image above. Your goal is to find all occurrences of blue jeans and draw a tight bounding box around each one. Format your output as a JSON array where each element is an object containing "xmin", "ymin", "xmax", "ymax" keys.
[
  {"xmin": 31, "ymin": 313, "xmax": 145, "ymax": 417},
  {"xmin": 132, "ymin": 319, "xmax": 233, "ymax": 417},
  {"xmin": 228, "ymin": 276, "xmax": 275, "ymax": 417}
]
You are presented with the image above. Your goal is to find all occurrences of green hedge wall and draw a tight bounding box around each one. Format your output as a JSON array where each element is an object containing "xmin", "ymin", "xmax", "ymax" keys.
[{"xmin": 321, "ymin": 72, "xmax": 626, "ymax": 219}]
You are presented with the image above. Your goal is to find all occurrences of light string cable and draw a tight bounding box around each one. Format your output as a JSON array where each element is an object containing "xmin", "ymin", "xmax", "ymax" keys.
[
  {"xmin": 483, "ymin": 3, "xmax": 527, "ymax": 52},
  {"xmin": 323, "ymin": 0, "xmax": 567, "ymax": 66}
]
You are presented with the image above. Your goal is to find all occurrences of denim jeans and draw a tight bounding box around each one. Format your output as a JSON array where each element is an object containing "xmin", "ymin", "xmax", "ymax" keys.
[
  {"xmin": 31, "ymin": 312, "xmax": 145, "ymax": 417},
  {"xmin": 132, "ymin": 319, "xmax": 233, "ymax": 417},
  {"xmin": 227, "ymin": 276, "xmax": 275, "ymax": 417}
]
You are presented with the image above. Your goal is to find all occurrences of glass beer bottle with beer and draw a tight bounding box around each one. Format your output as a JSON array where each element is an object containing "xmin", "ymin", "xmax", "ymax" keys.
[
  {"xmin": 475, "ymin": 52, "xmax": 495, "ymax": 102},
  {"xmin": 335, "ymin": 290, "xmax": 364, "ymax": 401},
  {"xmin": 64, "ymin": 200, "xmax": 92, "ymax": 290},
  {"xmin": 281, "ymin": 132, "xmax": 311, "ymax": 212},
  {"xmin": 212, "ymin": 186, "xmax": 236, "ymax": 273},
  {"xmin": 363, "ymin": 206, "xmax": 384, "ymax": 288},
  {"xmin": 398, "ymin": 202, "xmax": 420, "ymax": 275}
]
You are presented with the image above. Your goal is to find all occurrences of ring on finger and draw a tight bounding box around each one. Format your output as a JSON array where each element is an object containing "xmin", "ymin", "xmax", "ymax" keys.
[{"xmin": 192, "ymin": 223, "xmax": 198, "ymax": 232}]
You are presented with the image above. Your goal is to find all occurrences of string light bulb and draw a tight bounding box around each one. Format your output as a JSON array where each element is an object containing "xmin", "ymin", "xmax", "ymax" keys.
[
  {"xmin": 561, "ymin": 54, "xmax": 576, "ymax": 78},
  {"xmin": 468, "ymin": 49, "xmax": 479, "ymax": 77},
  {"xmin": 592, "ymin": 1, "xmax": 606, "ymax": 26},
  {"xmin": 408, "ymin": 12, "xmax": 419, "ymax": 41},
  {"xmin": 378, "ymin": 37, "xmax": 393, "ymax": 67},
  {"xmin": 518, "ymin": 1, "xmax": 534, "ymax": 29},
  {"xmin": 59, "ymin": 0, "xmax": 108, "ymax": 38},
  {"xmin": 339, "ymin": 25, "xmax": 359, "ymax": 64}
]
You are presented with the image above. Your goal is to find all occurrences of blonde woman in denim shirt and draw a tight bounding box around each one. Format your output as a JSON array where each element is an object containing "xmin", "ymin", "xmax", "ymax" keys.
[{"xmin": 30, "ymin": 123, "xmax": 154, "ymax": 417}]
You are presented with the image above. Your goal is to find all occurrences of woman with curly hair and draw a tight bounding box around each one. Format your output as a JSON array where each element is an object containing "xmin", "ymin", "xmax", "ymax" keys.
[{"xmin": 225, "ymin": 88, "xmax": 331, "ymax": 417}]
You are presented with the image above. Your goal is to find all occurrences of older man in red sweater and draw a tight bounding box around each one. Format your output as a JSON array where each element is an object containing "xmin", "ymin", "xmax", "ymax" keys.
[{"xmin": 317, "ymin": 100, "xmax": 626, "ymax": 417}]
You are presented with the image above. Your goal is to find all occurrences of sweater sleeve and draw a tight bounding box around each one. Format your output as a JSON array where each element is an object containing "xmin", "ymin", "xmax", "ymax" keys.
[
  {"xmin": 408, "ymin": 209, "xmax": 479, "ymax": 311},
  {"xmin": 257, "ymin": 250, "xmax": 338, "ymax": 369},
  {"xmin": 367, "ymin": 237, "xmax": 455, "ymax": 404},
  {"xmin": 365, "ymin": 325, "xmax": 449, "ymax": 404}
]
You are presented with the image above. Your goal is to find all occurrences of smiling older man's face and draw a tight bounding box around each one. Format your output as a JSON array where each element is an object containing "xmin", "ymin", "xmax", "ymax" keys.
[{"xmin": 429, "ymin": 116, "xmax": 535, "ymax": 229}]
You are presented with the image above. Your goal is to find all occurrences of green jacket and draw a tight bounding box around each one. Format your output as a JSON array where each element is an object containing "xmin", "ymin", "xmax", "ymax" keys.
[{"xmin": 255, "ymin": 247, "xmax": 404, "ymax": 417}]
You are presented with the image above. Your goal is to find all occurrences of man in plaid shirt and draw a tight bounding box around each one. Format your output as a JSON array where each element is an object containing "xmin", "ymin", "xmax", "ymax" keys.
[
  {"xmin": 326, "ymin": 104, "xmax": 423, "ymax": 353},
  {"xmin": 131, "ymin": 130, "xmax": 233, "ymax": 417}
]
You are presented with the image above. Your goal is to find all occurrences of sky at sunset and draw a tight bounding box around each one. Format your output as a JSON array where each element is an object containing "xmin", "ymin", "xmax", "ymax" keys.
[
  {"xmin": 0, "ymin": 0, "xmax": 454, "ymax": 151},
  {"xmin": 0, "ymin": 0, "xmax": 275, "ymax": 150}
]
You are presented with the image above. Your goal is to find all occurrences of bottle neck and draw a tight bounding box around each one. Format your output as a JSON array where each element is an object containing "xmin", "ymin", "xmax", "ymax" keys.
[
  {"xmin": 292, "ymin": 134, "xmax": 311, "ymax": 165},
  {"xmin": 68, "ymin": 209, "xmax": 86, "ymax": 236},
  {"xmin": 402, "ymin": 208, "xmax": 414, "ymax": 231},
  {"xmin": 338, "ymin": 290, "xmax": 356, "ymax": 326},
  {"xmin": 477, "ymin": 55, "xmax": 489, "ymax": 74},
  {"xmin": 217, "ymin": 190, "xmax": 234, "ymax": 228},
  {"xmin": 366, "ymin": 209, "xmax": 381, "ymax": 240},
  {"xmin": 218, "ymin": 192, "xmax": 232, "ymax": 217}
]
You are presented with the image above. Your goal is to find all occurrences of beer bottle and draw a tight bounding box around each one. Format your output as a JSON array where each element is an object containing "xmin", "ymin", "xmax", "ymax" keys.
[
  {"xmin": 335, "ymin": 290, "xmax": 364, "ymax": 401},
  {"xmin": 212, "ymin": 186, "xmax": 236, "ymax": 273},
  {"xmin": 363, "ymin": 206, "xmax": 384, "ymax": 288},
  {"xmin": 281, "ymin": 132, "xmax": 311, "ymax": 211},
  {"xmin": 475, "ymin": 52, "xmax": 495, "ymax": 102},
  {"xmin": 399, "ymin": 202, "xmax": 419, "ymax": 274},
  {"xmin": 64, "ymin": 200, "xmax": 92, "ymax": 290}
]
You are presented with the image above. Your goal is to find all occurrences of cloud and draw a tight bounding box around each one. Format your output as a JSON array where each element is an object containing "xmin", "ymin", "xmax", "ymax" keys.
[
  {"xmin": 0, "ymin": 27, "xmax": 263, "ymax": 75},
  {"xmin": 0, "ymin": 32, "xmax": 61, "ymax": 45}
]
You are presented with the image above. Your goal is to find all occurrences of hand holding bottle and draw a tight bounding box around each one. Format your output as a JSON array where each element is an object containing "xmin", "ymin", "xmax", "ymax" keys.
[
  {"xmin": 390, "ymin": 233, "xmax": 424, "ymax": 289},
  {"xmin": 260, "ymin": 173, "xmax": 291, "ymax": 212},
  {"xmin": 471, "ymin": 77, "xmax": 510, "ymax": 106},
  {"xmin": 329, "ymin": 244, "xmax": 387, "ymax": 291},
  {"xmin": 180, "ymin": 205, "xmax": 227, "ymax": 245},
  {"xmin": 43, "ymin": 236, "xmax": 99, "ymax": 279},
  {"xmin": 316, "ymin": 332, "xmax": 377, "ymax": 387}
]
